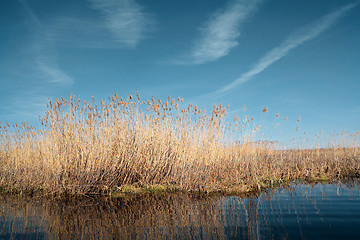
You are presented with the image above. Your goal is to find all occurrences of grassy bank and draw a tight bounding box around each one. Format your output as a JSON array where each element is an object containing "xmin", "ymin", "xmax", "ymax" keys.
[{"xmin": 0, "ymin": 93, "xmax": 359, "ymax": 196}]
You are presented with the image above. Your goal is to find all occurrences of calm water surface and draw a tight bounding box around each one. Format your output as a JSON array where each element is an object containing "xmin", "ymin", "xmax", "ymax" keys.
[{"xmin": 1, "ymin": 181, "xmax": 360, "ymax": 239}]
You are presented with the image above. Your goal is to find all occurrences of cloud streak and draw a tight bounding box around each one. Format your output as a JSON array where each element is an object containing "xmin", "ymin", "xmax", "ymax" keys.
[
  {"xmin": 43, "ymin": 17, "xmax": 117, "ymax": 49},
  {"xmin": 19, "ymin": 0, "xmax": 74, "ymax": 85},
  {"xmin": 218, "ymin": 3, "xmax": 358, "ymax": 93},
  {"xmin": 7, "ymin": 87, "xmax": 50, "ymax": 120},
  {"xmin": 36, "ymin": 57, "xmax": 74, "ymax": 85},
  {"xmin": 190, "ymin": 0, "xmax": 261, "ymax": 64},
  {"xmin": 18, "ymin": 0, "xmax": 41, "ymax": 27},
  {"xmin": 88, "ymin": 0, "xmax": 155, "ymax": 48}
]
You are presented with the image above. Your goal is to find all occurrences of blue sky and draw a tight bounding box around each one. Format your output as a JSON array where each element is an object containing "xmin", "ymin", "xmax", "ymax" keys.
[{"xmin": 1, "ymin": 0, "xmax": 360, "ymax": 146}]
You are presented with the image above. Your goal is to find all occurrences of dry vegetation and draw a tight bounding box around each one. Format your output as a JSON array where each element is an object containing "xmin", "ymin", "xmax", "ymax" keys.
[{"xmin": 0, "ymin": 92, "xmax": 359, "ymax": 196}]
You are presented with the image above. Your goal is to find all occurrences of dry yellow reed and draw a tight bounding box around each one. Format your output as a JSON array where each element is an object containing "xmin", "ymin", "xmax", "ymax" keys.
[{"xmin": 0, "ymin": 93, "xmax": 359, "ymax": 196}]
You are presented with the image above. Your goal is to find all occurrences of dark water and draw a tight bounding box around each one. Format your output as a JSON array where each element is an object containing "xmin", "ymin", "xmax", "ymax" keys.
[{"xmin": 1, "ymin": 181, "xmax": 360, "ymax": 240}]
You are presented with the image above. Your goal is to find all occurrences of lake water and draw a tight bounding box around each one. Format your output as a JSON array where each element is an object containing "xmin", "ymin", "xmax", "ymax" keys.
[{"xmin": 1, "ymin": 181, "xmax": 360, "ymax": 239}]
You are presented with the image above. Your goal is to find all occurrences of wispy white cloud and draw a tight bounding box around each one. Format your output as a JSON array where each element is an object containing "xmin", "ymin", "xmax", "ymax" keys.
[
  {"xmin": 18, "ymin": 0, "xmax": 74, "ymax": 85},
  {"xmin": 1, "ymin": 83, "xmax": 52, "ymax": 123},
  {"xmin": 18, "ymin": 0, "xmax": 41, "ymax": 26},
  {"xmin": 36, "ymin": 57, "xmax": 74, "ymax": 85},
  {"xmin": 87, "ymin": 0, "xmax": 155, "ymax": 48},
  {"xmin": 189, "ymin": 0, "xmax": 261, "ymax": 64},
  {"xmin": 2, "ymin": 0, "xmax": 74, "ymax": 121},
  {"xmin": 43, "ymin": 17, "xmax": 115, "ymax": 49},
  {"xmin": 10, "ymin": 89, "xmax": 49, "ymax": 118},
  {"xmin": 218, "ymin": 3, "xmax": 358, "ymax": 93},
  {"xmin": 41, "ymin": 0, "xmax": 154, "ymax": 49}
]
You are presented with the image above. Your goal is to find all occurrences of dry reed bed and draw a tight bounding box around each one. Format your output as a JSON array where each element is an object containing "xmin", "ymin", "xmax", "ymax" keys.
[{"xmin": 0, "ymin": 93, "xmax": 359, "ymax": 195}]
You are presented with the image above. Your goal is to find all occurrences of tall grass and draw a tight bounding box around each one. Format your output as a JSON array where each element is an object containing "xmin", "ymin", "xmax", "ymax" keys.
[{"xmin": 0, "ymin": 93, "xmax": 359, "ymax": 195}]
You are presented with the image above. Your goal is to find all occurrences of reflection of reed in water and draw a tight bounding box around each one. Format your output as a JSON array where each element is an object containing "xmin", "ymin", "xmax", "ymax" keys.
[
  {"xmin": 1, "ymin": 193, "xmax": 227, "ymax": 240},
  {"xmin": 0, "ymin": 195, "xmax": 49, "ymax": 239},
  {"xmin": 220, "ymin": 184, "xmax": 315, "ymax": 240},
  {"xmin": 1, "ymin": 181, "xmax": 360, "ymax": 239},
  {"xmin": 219, "ymin": 181, "xmax": 360, "ymax": 240}
]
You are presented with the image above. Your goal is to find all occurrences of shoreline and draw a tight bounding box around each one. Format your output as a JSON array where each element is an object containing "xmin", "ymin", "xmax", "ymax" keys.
[{"xmin": 1, "ymin": 176, "xmax": 358, "ymax": 200}]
